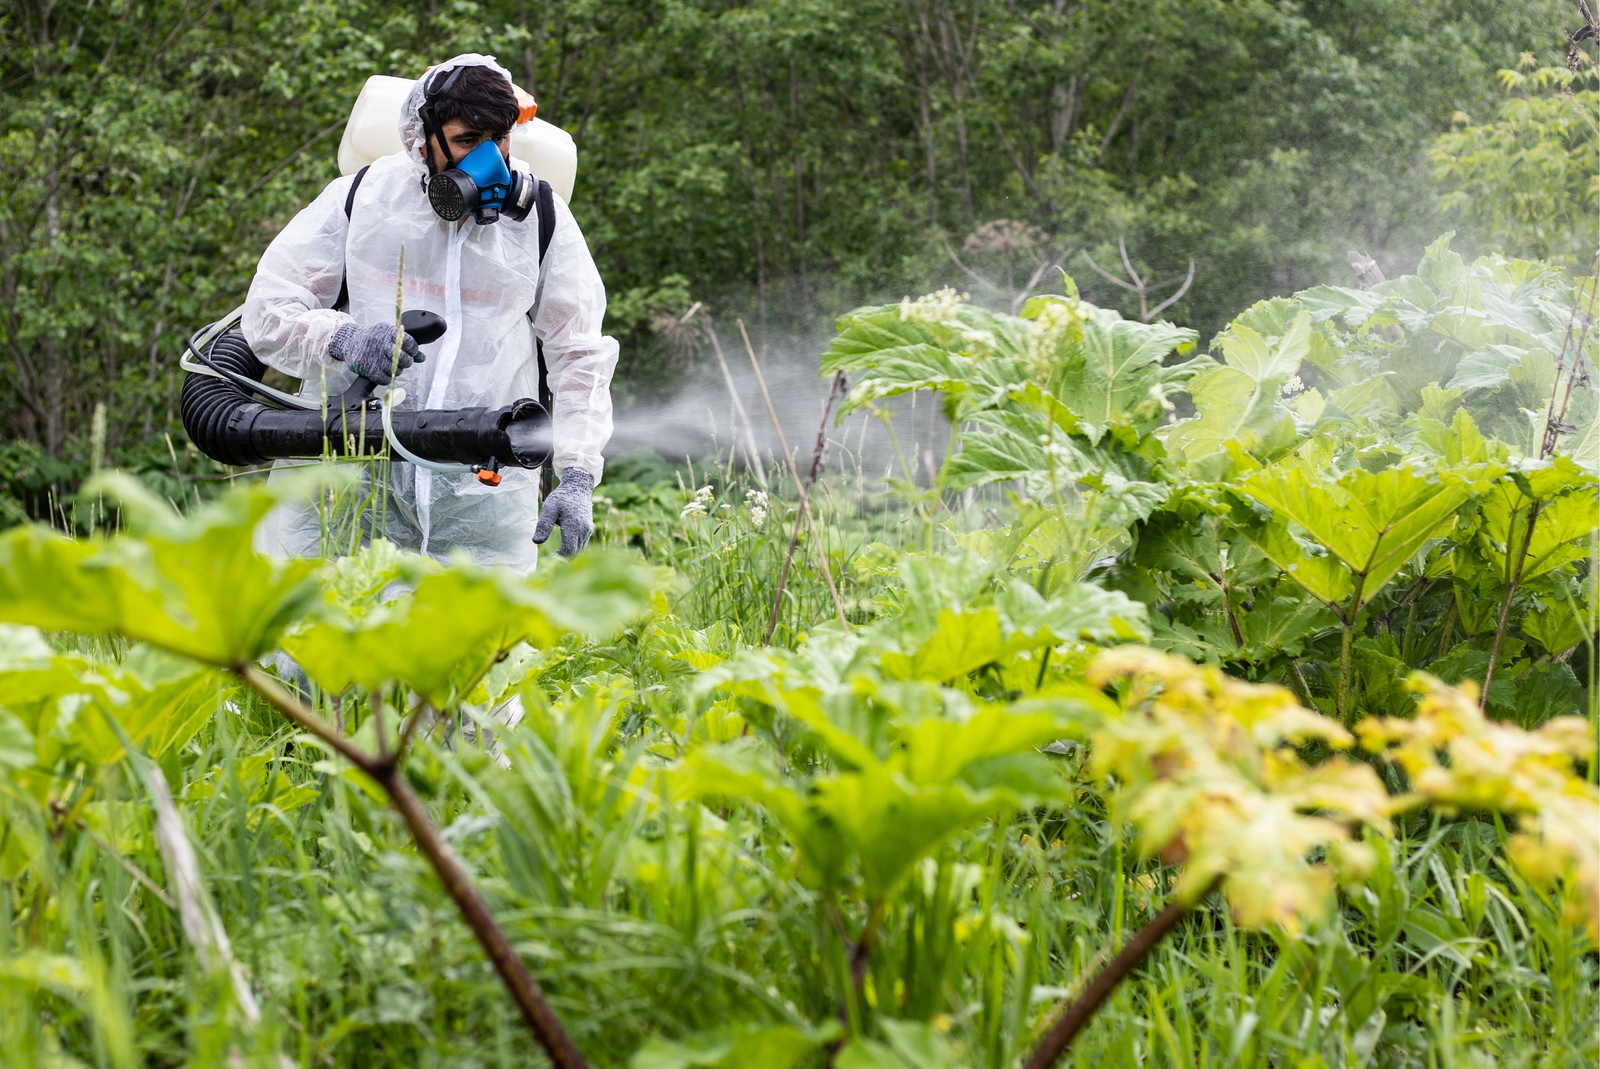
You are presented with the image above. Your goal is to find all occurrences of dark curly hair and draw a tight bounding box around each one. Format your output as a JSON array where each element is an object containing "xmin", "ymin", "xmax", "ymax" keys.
[{"xmin": 424, "ymin": 65, "xmax": 519, "ymax": 141}]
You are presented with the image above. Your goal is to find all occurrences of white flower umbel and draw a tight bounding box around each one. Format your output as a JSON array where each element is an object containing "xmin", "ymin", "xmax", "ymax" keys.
[
  {"xmin": 899, "ymin": 286, "xmax": 967, "ymax": 323},
  {"xmin": 680, "ymin": 484, "xmax": 715, "ymax": 520}
]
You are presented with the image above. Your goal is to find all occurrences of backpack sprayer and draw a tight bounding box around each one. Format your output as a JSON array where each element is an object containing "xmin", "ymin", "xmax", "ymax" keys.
[
  {"xmin": 179, "ymin": 71, "xmax": 576, "ymax": 486},
  {"xmin": 179, "ymin": 310, "xmax": 551, "ymax": 486}
]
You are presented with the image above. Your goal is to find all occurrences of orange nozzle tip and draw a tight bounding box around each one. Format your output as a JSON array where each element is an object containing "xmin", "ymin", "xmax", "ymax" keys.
[
  {"xmin": 477, "ymin": 469, "xmax": 503, "ymax": 487},
  {"xmin": 512, "ymin": 84, "xmax": 538, "ymax": 124}
]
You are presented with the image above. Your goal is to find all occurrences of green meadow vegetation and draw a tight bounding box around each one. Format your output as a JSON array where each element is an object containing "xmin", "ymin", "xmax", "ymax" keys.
[
  {"xmin": 0, "ymin": 226, "xmax": 1595, "ymax": 1066},
  {"xmin": 0, "ymin": 5, "xmax": 1597, "ymax": 1068}
]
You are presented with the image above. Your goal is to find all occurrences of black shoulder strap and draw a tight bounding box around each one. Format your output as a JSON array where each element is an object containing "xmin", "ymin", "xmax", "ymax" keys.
[
  {"xmin": 535, "ymin": 178, "xmax": 557, "ymax": 497},
  {"xmin": 345, "ymin": 165, "xmax": 370, "ymax": 219},
  {"xmin": 536, "ymin": 179, "xmax": 556, "ymax": 264},
  {"xmin": 333, "ymin": 165, "xmax": 371, "ymax": 313}
]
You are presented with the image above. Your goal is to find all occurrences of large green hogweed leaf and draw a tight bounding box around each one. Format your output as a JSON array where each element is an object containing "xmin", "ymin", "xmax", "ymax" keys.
[
  {"xmin": 1240, "ymin": 462, "xmax": 1486, "ymax": 611},
  {"xmin": 286, "ymin": 551, "xmax": 655, "ymax": 706},
  {"xmin": 0, "ymin": 474, "xmax": 322, "ymax": 666}
]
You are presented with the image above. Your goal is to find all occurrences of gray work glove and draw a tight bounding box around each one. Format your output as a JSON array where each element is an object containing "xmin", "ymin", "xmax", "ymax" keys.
[
  {"xmin": 329, "ymin": 322, "xmax": 423, "ymax": 385},
  {"xmin": 532, "ymin": 467, "xmax": 595, "ymax": 557}
]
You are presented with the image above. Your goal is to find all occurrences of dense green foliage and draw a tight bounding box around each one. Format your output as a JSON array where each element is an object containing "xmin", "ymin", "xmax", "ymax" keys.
[
  {"xmin": 0, "ymin": 239, "xmax": 1594, "ymax": 1066},
  {"xmin": 821, "ymin": 236, "xmax": 1597, "ymax": 726},
  {"xmin": 0, "ymin": 0, "xmax": 1583, "ymax": 511},
  {"xmin": 1433, "ymin": 57, "xmax": 1600, "ymax": 270}
]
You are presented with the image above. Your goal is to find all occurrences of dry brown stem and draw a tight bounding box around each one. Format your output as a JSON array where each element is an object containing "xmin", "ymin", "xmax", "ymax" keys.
[{"xmin": 737, "ymin": 319, "xmax": 851, "ymax": 633}]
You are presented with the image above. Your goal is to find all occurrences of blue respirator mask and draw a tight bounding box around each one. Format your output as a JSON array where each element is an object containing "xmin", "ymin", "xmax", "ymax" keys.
[
  {"xmin": 418, "ymin": 66, "xmax": 536, "ymax": 226},
  {"xmin": 427, "ymin": 139, "xmax": 536, "ymax": 225}
]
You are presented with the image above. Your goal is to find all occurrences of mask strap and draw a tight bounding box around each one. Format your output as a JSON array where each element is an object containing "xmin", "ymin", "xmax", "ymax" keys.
[{"xmin": 420, "ymin": 66, "xmax": 467, "ymax": 175}]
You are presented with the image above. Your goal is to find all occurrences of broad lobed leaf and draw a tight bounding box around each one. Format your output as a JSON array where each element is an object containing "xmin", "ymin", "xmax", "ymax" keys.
[{"xmin": 0, "ymin": 474, "xmax": 323, "ymax": 666}]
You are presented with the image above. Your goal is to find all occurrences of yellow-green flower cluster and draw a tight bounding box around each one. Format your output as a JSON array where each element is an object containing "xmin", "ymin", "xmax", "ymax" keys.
[
  {"xmin": 1359, "ymin": 674, "xmax": 1598, "ymax": 944},
  {"xmin": 897, "ymin": 286, "xmax": 967, "ymax": 324},
  {"xmin": 1088, "ymin": 646, "xmax": 1391, "ymax": 933}
]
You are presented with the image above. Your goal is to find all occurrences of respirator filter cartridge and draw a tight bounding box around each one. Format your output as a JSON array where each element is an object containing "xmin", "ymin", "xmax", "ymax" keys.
[{"xmin": 427, "ymin": 138, "xmax": 535, "ymax": 225}]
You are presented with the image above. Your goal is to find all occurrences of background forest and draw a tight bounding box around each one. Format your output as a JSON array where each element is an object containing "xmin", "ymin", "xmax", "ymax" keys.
[{"xmin": 0, "ymin": 0, "xmax": 1590, "ymax": 516}]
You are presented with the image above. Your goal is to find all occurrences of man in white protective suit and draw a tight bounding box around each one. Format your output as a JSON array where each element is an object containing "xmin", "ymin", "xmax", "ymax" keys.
[{"xmin": 242, "ymin": 54, "xmax": 615, "ymax": 571}]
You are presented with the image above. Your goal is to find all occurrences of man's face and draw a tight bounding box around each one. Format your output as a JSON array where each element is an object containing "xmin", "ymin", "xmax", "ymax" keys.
[{"xmin": 426, "ymin": 118, "xmax": 510, "ymax": 174}]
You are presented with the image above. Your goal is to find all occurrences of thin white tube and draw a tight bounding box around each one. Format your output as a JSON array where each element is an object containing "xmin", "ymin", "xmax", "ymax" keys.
[
  {"xmin": 380, "ymin": 387, "xmax": 474, "ymax": 473},
  {"xmin": 183, "ymin": 305, "xmax": 324, "ymax": 412},
  {"xmin": 178, "ymin": 352, "xmax": 324, "ymax": 411}
]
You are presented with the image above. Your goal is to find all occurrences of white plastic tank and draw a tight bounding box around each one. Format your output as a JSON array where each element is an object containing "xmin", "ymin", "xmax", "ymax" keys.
[{"xmin": 336, "ymin": 74, "xmax": 578, "ymax": 202}]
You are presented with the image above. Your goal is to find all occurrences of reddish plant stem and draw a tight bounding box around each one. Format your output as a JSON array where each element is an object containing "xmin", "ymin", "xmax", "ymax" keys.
[
  {"xmin": 238, "ymin": 665, "xmax": 369, "ymax": 767},
  {"xmin": 1539, "ymin": 255, "xmax": 1598, "ymax": 458},
  {"xmin": 1214, "ymin": 573, "xmax": 1244, "ymax": 648},
  {"xmin": 1484, "ymin": 257, "xmax": 1598, "ymax": 706},
  {"xmin": 1022, "ymin": 881, "xmax": 1217, "ymax": 1069},
  {"xmin": 740, "ymin": 319, "xmax": 850, "ymax": 633},
  {"xmin": 764, "ymin": 511, "xmax": 805, "ymax": 645},
  {"xmin": 237, "ymin": 664, "xmax": 588, "ymax": 1069},
  {"xmin": 378, "ymin": 769, "xmax": 589, "ymax": 1069},
  {"xmin": 847, "ymin": 902, "xmax": 884, "ymax": 1009},
  {"xmin": 763, "ymin": 370, "xmax": 848, "ymax": 644},
  {"xmin": 1336, "ymin": 574, "xmax": 1366, "ymax": 725},
  {"xmin": 1481, "ymin": 500, "xmax": 1540, "ymax": 710}
]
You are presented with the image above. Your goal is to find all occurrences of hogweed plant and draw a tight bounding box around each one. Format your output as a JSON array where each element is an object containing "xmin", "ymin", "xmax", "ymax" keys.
[
  {"xmin": 0, "ymin": 472, "xmax": 656, "ymax": 1069},
  {"xmin": 1086, "ymin": 646, "xmax": 1392, "ymax": 931}
]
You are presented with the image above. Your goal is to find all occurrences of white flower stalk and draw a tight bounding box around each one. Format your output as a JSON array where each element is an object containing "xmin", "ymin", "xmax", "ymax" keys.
[
  {"xmin": 1148, "ymin": 382, "xmax": 1177, "ymax": 415},
  {"xmin": 746, "ymin": 489, "xmax": 769, "ymax": 527}
]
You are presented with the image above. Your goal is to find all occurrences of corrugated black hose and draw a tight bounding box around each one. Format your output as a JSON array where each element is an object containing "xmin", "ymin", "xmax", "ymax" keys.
[{"xmin": 180, "ymin": 320, "xmax": 551, "ymax": 477}]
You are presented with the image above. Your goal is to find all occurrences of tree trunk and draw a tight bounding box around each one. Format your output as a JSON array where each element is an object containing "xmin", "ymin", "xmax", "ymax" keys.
[
  {"xmin": 791, "ymin": 59, "xmax": 809, "ymax": 326},
  {"xmin": 1099, "ymin": 76, "xmax": 1138, "ymax": 153},
  {"xmin": 730, "ymin": 59, "xmax": 768, "ymax": 345},
  {"xmin": 952, "ymin": 107, "xmax": 973, "ymax": 220},
  {"xmin": 1050, "ymin": 74, "xmax": 1086, "ymax": 153},
  {"xmin": 929, "ymin": 3, "xmax": 980, "ymax": 220},
  {"xmin": 40, "ymin": 337, "xmax": 64, "ymax": 458},
  {"xmin": 40, "ymin": 118, "xmax": 65, "ymax": 458},
  {"xmin": 911, "ymin": 30, "xmax": 939, "ymax": 224},
  {"xmin": 1050, "ymin": 82, "xmax": 1071, "ymax": 152}
]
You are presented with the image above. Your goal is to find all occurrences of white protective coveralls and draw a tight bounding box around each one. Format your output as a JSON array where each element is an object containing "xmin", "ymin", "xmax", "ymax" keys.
[{"xmin": 242, "ymin": 54, "xmax": 616, "ymax": 572}]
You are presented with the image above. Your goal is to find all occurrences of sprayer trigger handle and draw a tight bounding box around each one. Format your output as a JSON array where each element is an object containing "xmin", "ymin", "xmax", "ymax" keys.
[{"xmin": 401, "ymin": 309, "xmax": 447, "ymax": 346}]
